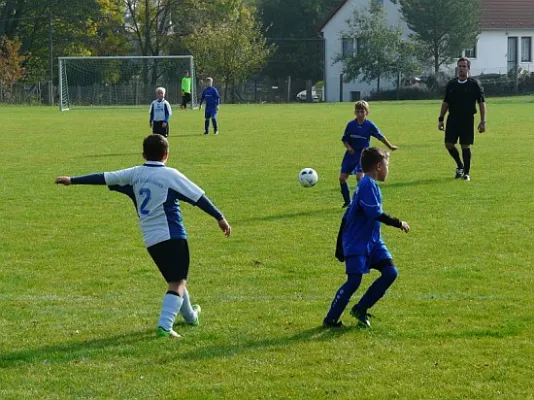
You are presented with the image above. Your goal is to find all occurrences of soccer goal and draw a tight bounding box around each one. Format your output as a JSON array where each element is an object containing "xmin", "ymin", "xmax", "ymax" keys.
[{"xmin": 58, "ymin": 56, "xmax": 196, "ymax": 111}]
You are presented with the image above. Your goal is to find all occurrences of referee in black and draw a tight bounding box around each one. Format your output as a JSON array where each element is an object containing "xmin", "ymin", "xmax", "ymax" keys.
[{"xmin": 438, "ymin": 57, "xmax": 486, "ymax": 181}]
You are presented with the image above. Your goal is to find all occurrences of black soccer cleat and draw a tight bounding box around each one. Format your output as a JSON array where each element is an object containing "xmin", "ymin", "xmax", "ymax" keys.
[
  {"xmin": 342, "ymin": 202, "xmax": 351, "ymax": 209},
  {"xmin": 462, "ymin": 174, "xmax": 470, "ymax": 182},
  {"xmin": 455, "ymin": 168, "xmax": 464, "ymax": 179},
  {"xmin": 322, "ymin": 318, "xmax": 345, "ymax": 329},
  {"xmin": 350, "ymin": 308, "xmax": 372, "ymax": 328}
]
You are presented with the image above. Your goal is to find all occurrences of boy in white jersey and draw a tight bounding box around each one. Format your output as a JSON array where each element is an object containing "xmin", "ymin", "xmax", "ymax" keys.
[
  {"xmin": 55, "ymin": 135, "xmax": 232, "ymax": 339},
  {"xmin": 149, "ymin": 87, "xmax": 172, "ymax": 137}
]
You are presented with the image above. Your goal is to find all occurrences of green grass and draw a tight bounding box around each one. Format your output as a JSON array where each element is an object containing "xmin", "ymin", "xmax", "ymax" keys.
[{"xmin": 0, "ymin": 98, "xmax": 533, "ymax": 399}]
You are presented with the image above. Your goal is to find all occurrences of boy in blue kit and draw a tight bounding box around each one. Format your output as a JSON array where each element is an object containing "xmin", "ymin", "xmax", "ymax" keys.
[
  {"xmin": 199, "ymin": 77, "xmax": 220, "ymax": 135},
  {"xmin": 55, "ymin": 134, "xmax": 232, "ymax": 339},
  {"xmin": 149, "ymin": 87, "xmax": 172, "ymax": 137},
  {"xmin": 339, "ymin": 100, "xmax": 398, "ymax": 208},
  {"xmin": 324, "ymin": 147, "xmax": 410, "ymax": 329}
]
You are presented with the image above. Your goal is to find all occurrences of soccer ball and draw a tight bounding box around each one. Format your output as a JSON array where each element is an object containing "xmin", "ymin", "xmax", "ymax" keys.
[{"xmin": 298, "ymin": 168, "xmax": 318, "ymax": 187}]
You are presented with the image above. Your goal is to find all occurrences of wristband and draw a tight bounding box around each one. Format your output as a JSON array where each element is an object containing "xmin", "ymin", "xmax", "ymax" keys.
[{"xmin": 438, "ymin": 116, "xmax": 444, "ymax": 122}]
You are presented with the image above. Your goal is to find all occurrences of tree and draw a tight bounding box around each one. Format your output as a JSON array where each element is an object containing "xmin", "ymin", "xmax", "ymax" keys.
[
  {"xmin": 0, "ymin": 36, "xmax": 25, "ymax": 101},
  {"xmin": 336, "ymin": 3, "xmax": 419, "ymax": 92},
  {"xmin": 392, "ymin": 0, "xmax": 480, "ymax": 76},
  {"xmin": 184, "ymin": 0, "xmax": 273, "ymax": 102}
]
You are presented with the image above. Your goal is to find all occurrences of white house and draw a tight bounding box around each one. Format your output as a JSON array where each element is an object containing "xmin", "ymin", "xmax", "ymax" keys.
[{"xmin": 319, "ymin": 0, "xmax": 534, "ymax": 102}]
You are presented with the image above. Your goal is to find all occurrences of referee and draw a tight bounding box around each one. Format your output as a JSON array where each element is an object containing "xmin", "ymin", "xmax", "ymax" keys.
[{"xmin": 438, "ymin": 57, "xmax": 486, "ymax": 182}]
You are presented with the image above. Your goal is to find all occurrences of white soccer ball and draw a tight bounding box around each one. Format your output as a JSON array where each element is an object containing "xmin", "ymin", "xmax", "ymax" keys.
[{"xmin": 298, "ymin": 168, "xmax": 318, "ymax": 187}]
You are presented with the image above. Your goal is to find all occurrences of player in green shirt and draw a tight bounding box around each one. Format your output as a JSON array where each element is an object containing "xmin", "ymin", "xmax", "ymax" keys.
[{"xmin": 181, "ymin": 71, "xmax": 192, "ymax": 109}]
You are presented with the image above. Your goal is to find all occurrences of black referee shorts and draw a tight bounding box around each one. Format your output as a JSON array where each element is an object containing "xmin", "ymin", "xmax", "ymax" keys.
[
  {"xmin": 152, "ymin": 121, "xmax": 169, "ymax": 137},
  {"xmin": 147, "ymin": 239, "xmax": 190, "ymax": 282},
  {"xmin": 182, "ymin": 92, "xmax": 192, "ymax": 107},
  {"xmin": 445, "ymin": 115, "xmax": 475, "ymax": 145}
]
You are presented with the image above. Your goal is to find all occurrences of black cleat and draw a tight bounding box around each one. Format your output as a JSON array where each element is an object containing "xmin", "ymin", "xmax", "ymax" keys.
[
  {"xmin": 462, "ymin": 174, "xmax": 470, "ymax": 182},
  {"xmin": 342, "ymin": 202, "xmax": 350, "ymax": 209},
  {"xmin": 350, "ymin": 308, "xmax": 372, "ymax": 328},
  {"xmin": 322, "ymin": 318, "xmax": 345, "ymax": 329},
  {"xmin": 455, "ymin": 168, "xmax": 464, "ymax": 179}
]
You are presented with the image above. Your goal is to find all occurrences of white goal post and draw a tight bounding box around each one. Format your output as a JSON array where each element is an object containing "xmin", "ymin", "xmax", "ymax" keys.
[{"xmin": 58, "ymin": 56, "xmax": 196, "ymax": 111}]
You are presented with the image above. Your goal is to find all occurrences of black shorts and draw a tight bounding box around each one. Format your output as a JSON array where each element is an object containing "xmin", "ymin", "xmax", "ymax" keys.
[
  {"xmin": 147, "ymin": 239, "xmax": 190, "ymax": 282},
  {"xmin": 445, "ymin": 116, "xmax": 474, "ymax": 145},
  {"xmin": 182, "ymin": 92, "xmax": 192, "ymax": 107},
  {"xmin": 152, "ymin": 121, "xmax": 169, "ymax": 137}
]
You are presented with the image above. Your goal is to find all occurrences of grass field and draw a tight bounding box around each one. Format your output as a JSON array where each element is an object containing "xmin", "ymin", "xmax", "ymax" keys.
[{"xmin": 0, "ymin": 98, "xmax": 533, "ymax": 399}]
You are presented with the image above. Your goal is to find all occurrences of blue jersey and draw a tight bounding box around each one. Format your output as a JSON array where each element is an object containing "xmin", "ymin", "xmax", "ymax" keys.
[
  {"xmin": 342, "ymin": 176, "xmax": 383, "ymax": 257},
  {"xmin": 104, "ymin": 161, "xmax": 205, "ymax": 247},
  {"xmin": 341, "ymin": 119, "xmax": 383, "ymax": 150},
  {"xmin": 200, "ymin": 86, "xmax": 220, "ymax": 108}
]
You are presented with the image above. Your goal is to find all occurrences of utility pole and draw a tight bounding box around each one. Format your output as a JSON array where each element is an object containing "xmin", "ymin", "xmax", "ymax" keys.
[{"xmin": 48, "ymin": 12, "xmax": 54, "ymax": 106}]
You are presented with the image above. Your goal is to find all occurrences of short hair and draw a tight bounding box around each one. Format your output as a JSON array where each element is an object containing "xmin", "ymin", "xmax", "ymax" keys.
[
  {"xmin": 457, "ymin": 57, "xmax": 471, "ymax": 69},
  {"xmin": 206, "ymin": 77, "xmax": 213, "ymax": 83},
  {"xmin": 361, "ymin": 147, "xmax": 389, "ymax": 172},
  {"xmin": 143, "ymin": 134, "xmax": 168, "ymax": 161},
  {"xmin": 155, "ymin": 87, "xmax": 166, "ymax": 95},
  {"xmin": 354, "ymin": 100, "xmax": 369, "ymax": 113}
]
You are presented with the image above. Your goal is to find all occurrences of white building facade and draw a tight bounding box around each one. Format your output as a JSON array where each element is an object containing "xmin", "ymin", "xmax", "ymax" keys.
[{"xmin": 319, "ymin": 0, "xmax": 534, "ymax": 102}]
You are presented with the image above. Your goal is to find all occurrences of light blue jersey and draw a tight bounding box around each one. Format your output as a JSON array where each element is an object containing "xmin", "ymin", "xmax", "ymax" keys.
[
  {"xmin": 104, "ymin": 162, "xmax": 204, "ymax": 247},
  {"xmin": 149, "ymin": 99, "xmax": 172, "ymax": 122}
]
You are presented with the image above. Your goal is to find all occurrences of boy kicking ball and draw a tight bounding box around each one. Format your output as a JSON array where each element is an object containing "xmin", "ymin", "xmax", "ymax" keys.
[
  {"xmin": 55, "ymin": 134, "xmax": 231, "ymax": 338},
  {"xmin": 324, "ymin": 147, "xmax": 409, "ymax": 329}
]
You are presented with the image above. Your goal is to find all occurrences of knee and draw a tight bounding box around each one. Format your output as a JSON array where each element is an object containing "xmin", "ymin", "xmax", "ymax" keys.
[
  {"xmin": 167, "ymin": 280, "xmax": 186, "ymax": 296},
  {"xmin": 445, "ymin": 143, "xmax": 454, "ymax": 150},
  {"xmin": 339, "ymin": 175, "xmax": 347, "ymax": 184},
  {"xmin": 461, "ymin": 144, "xmax": 471, "ymax": 150},
  {"xmin": 382, "ymin": 266, "xmax": 398, "ymax": 283}
]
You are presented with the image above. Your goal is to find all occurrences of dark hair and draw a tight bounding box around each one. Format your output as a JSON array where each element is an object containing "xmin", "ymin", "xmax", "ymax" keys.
[
  {"xmin": 457, "ymin": 57, "xmax": 471, "ymax": 69},
  {"xmin": 143, "ymin": 134, "xmax": 168, "ymax": 161},
  {"xmin": 361, "ymin": 147, "xmax": 389, "ymax": 172}
]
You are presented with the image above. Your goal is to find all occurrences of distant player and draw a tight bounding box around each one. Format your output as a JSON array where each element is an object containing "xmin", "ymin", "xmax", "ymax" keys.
[
  {"xmin": 324, "ymin": 147, "xmax": 409, "ymax": 329},
  {"xmin": 181, "ymin": 71, "xmax": 192, "ymax": 110},
  {"xmin": 199, "ymin": 77, "xmax": 220, "ymax": 135},
  {"xmin": 339, "ymin": 100, "xmax": 397, "ymax": 208},
  {"xmin": 438, "ymin": 57, "xmax": 486, "ymax": 182},
  {"xmin": 55, "ymin": 134, "xmax": 232, "ymax": 339},
  {"xmin": 149, "ymin": 87, "xmax": 172, "ymax": 138}
]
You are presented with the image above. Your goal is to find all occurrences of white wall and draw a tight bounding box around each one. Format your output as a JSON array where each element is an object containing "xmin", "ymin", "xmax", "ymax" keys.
[
  {"xmin": 321, "ymin": 0, "xmax": 408, "ymax": 102},
  {"xmin": 469, "ymin": 30, "xmax": 534, "ymax": 76}
]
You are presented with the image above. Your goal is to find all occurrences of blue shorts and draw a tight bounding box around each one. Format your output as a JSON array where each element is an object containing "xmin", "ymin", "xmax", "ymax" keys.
[
  {"xmin": 204, "ymin": 107, "xmax": 218, "ymax": 119},
  {"xmin": 345, "ymin": 241, "xmax": 392, "ymax": 274},
  {"xmin": 340, "ymin": 149, "xmax": 363, "ymax": 174}
]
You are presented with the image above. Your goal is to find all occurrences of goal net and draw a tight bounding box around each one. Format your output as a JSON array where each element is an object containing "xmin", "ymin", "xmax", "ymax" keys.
[{"xmin": 58, "ymin": 56, "xmax": 196, "ymax": 111}]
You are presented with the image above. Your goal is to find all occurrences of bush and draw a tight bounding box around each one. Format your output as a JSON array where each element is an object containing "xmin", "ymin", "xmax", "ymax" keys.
[{"xmin": 369, "ymin": 87, "xmax": 441, "ymax": 101}]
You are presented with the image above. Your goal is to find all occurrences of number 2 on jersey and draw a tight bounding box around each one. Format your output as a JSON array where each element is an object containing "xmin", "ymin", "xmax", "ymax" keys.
[{"xmin": 139, "ymin": 188, "xmax": 151, "ymax": 215}]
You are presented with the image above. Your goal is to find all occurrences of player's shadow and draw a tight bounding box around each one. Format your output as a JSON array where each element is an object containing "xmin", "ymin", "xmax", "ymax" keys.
[
  {"xmin": 383, "ymin": 177, "xmax": 451, "ymax": 188},
  {"xmin": 0, "ymin": 329, "xmax": 154, "ymax": 369},
  {"xmin": 78, "ymin": 152, "xmax": 141, "ymax": 158},
  {"xmin": 237, "ymin": 208, "xmax": 338, "ymax": 224},
  {"xmin": 179, "ymin": 325, "xmax": 356, "ymax": 361}
]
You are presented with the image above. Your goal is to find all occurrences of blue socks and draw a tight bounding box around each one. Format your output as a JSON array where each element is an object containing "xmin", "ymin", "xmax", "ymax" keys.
[
  {"xmin": 355, "ymin": 265, "xmax": 398, "ymax": 312},
  {"xmin": 325, "ymin": 266, "xmax": 399, "ymax": 323},
  {"xmin": 325, "ymin": 274, "xmax": 362, "ymax": 323},
  {"xmin": 340, "ymin": 181, "xmax": 350, "ymax": 204}
]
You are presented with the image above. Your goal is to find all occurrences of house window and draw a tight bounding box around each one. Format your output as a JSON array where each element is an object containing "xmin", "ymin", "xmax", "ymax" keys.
[
  {"xmin": 342, "ymin": 38, "xmax": 354, "ymax": 57},
  {"xmin": 521, "ymin": 37, "xmax": 532, "ymax": 62},
  {"xmin": 464, "ymin": 42, "xmax": 477, "ymax": 58}
]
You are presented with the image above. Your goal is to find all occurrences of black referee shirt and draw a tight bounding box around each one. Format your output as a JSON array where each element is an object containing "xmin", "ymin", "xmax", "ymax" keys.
[{"xmin": 443, "ymin": 78, "xmax": 485, "ymax": 118}]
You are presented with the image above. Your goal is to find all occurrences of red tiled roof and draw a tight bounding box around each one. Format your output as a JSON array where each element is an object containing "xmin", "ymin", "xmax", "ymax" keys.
[
  {"xmin": 318, "ymin": 0, "xmax": 349, "ymax": 32},
  {"xmin": 318, "ymin": 0, "xmax": 534, "ymax": 32},
  {"xmin": 480, "ymin": 0, "xmax": 534, "ymax": 29}
]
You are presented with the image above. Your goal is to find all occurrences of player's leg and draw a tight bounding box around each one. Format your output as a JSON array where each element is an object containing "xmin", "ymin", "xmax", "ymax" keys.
[
  {"xmin": 148, "ymin": 239, "xmax": 190, "ymax": 338},
  {"xmin": 444, "ymin": 120, "xmax": 464, "ymax": 178},
  {"xmin": 459, "ymin": 119, "xmax": 474, "ymax": 181},
  {"xmin": 351, "ymin": 244, "xmax": 397, "ymax": 328},
  {"xmin": 211, "ymin": 110, "xmax": 218, "ymax": 135},
  {"xmin": 180, "ymin": 288, "xmax": 201, "ymax": 326},
  {"xmin": 203, "ymin": 108, "xmax": 210, "ymax": 134},
  {"xmin": 339, "ymin": 152, "xmax": 358, "ymax": 207},
  {"xmin": 323, "ymin": 255, "xmax": 369, "ymax": 327},
  {"xmin": 354, "ymin": 150, "xmax": 364, "ymax": 182}
]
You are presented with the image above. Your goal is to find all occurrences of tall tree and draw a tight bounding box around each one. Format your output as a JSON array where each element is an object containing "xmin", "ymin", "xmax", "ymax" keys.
[
  {"xmin": 392, "ymin": 0, "xmax": 480, "ymax": 76},
  {"xmin": 184, "ymin": 0, "xmax": 273, "ymax": 102},
  {"xmin": 0, "ymin": 36, "xmax": 25, "ymax": 101},
  {"xmin": 337, "ymin": 2, "xmax": 419, "ymax": 92}
]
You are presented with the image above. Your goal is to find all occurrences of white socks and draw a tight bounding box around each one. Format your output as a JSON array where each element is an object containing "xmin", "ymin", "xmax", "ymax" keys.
[
  {"xmin": 180, "ymin": 288, "xmax": 197, "ymax": 323},
  {"xmin": 157, "ymin": 292, "xmax": 183, "ymax": 331}
]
